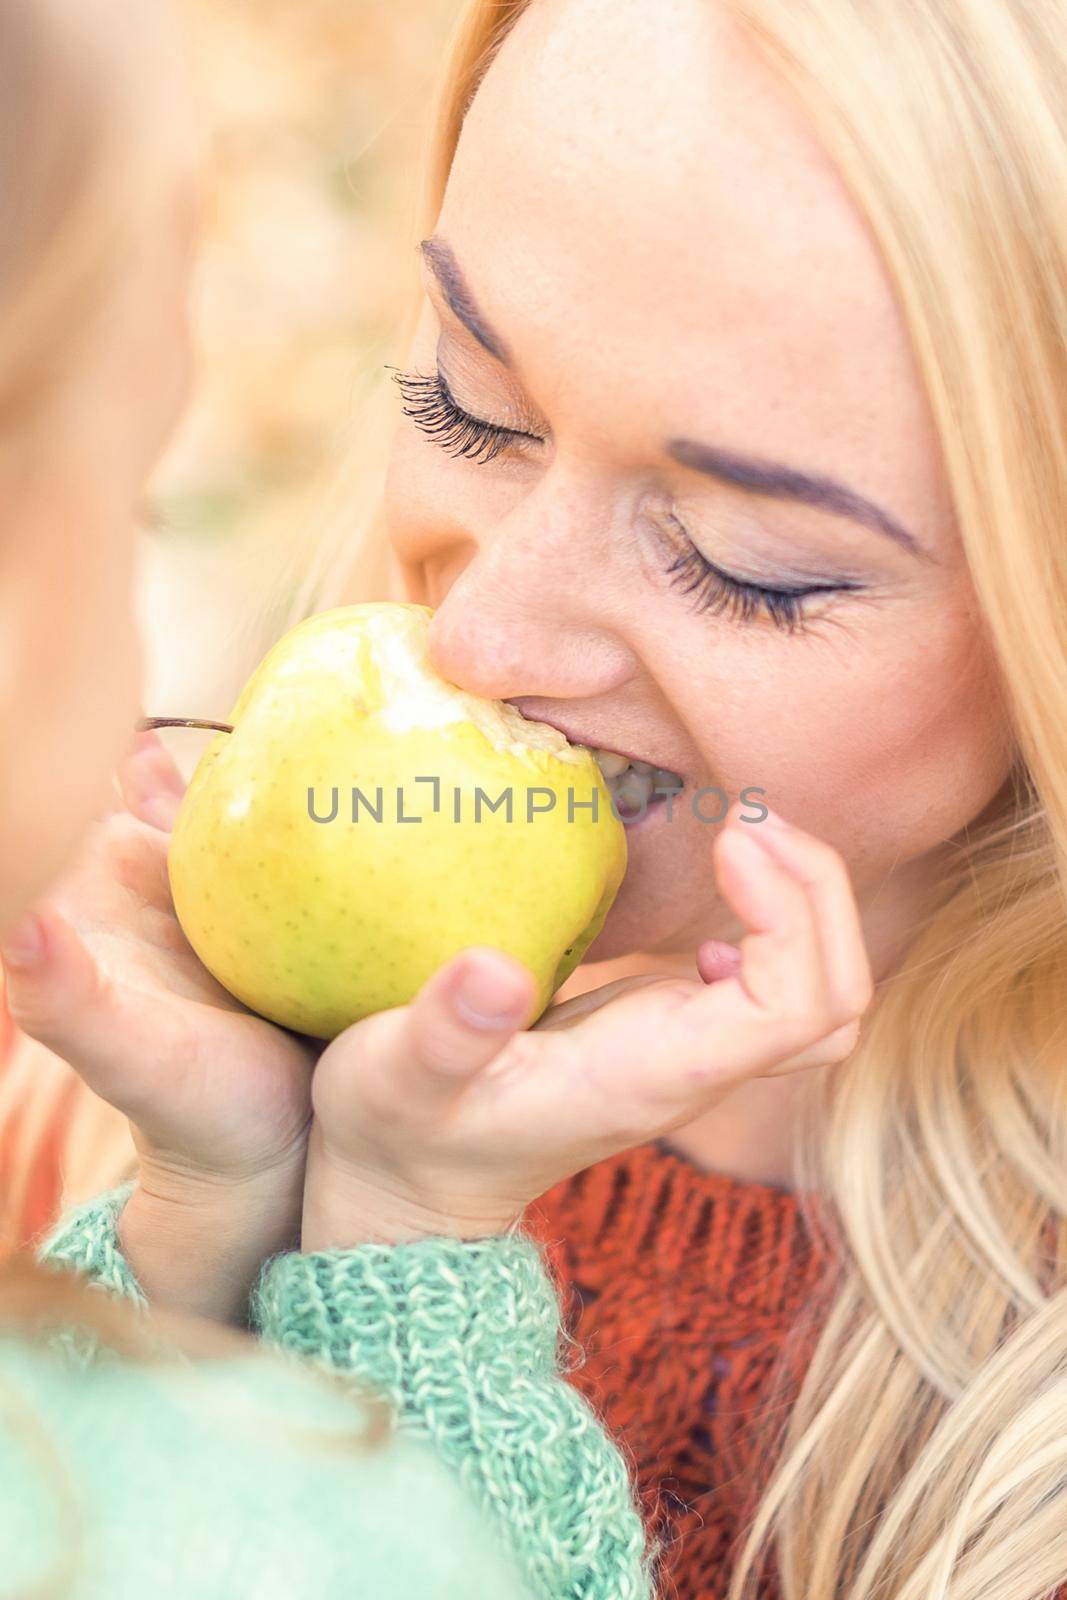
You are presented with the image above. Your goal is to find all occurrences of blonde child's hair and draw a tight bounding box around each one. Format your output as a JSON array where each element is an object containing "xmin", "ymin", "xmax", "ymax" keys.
[
  {"xmin": 0, "ymin": 0, "xmax": 178, "ymax": 425},
  {"xmin": 0, "ymin": 0, "xmax": 159, "ymax": 1249},
  {"xmin": 0, "ymin": 0, "xmax": 133, "ymax": 1244},
  {"xmin": 0, "ymin": 9, "xmax": 388, "ymax": 1593}
]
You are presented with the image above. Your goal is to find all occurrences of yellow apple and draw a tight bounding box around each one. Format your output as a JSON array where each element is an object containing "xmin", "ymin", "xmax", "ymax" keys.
[{"xmin": 165, "ymin": 602, "xmax": 628, "ymax": 1038}]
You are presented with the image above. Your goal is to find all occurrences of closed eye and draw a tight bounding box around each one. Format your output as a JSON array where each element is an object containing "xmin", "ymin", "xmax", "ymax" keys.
[
  {"xmin": 388, "ymin": 365, "xmax": 544, "ymax": 464},
  {"xmin": 389, "ymin": 361, "xmax": 865, "ymax": 635}
]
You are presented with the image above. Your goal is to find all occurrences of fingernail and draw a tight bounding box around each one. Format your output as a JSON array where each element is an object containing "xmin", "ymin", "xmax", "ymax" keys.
[
  {"xmin": 452, "ymin": 956, "xmax": 528, "ymax": 1030},
  {"xmin": 123, "ymin": 746, "xmax": 181, "ymax": 821},
  {"xmin": 697, "ymin": 940, "xmax": 743, "ymax": 984},
  {"xmin": 0, "ymin": 912, "xmax": 45, "ymax": 969}
]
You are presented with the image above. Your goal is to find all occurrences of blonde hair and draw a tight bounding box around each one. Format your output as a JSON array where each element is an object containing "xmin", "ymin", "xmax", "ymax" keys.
[
  {"xmin": 0, "ymin": 0, "xmax": 158, "ymax": 1251},
  {"xmin": 11, "ymin": 1, "xmax": 1067, "ymax": 1595},
  {"xmin": 0, "ymin": 0, "xmax": 199, "ymax": 1242},
  {"xmin": 0, "ymin": 1, "xmax": 175, "ymax": 426},
  {"xmin": 0, "ymin": 10, "xmax": 388, "ymax": 1591},
  {"xmin": 303, "ymin": 2, "xmax": 1067, "ymax": 1597}
]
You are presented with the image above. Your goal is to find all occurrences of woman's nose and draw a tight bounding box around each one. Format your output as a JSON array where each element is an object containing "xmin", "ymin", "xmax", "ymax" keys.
[{"xmin": 425, "ymin": 483, "xmax": 635, "ymax": 704}]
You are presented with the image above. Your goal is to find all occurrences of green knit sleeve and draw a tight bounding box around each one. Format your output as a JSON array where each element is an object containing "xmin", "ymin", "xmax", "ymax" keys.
[
  {"xmin": 35, "ymin": 1180, "xmax": 144, "ymax": 1306},
  {"xmin": 250, "ymin": 1229, "xmax": 655, "ymax": 1600},
  {"xmin": 32, "ymin": 1181, "xmax": 152, "ymax": 1366}
]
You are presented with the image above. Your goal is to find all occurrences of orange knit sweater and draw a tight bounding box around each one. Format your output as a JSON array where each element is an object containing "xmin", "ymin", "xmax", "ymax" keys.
[
  {"xmin": 523, "ymin": 1139, "xmax": 836, "ymax": 1600},
  {"xmin": 526, "ymin": 1145, "xmax": 1067, "ymax": 1600}
]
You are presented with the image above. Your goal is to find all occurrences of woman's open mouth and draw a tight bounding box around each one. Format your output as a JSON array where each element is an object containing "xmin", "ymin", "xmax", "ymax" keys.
[
  {"xmin": 505, "ymin": 702, "xmax": 686, "ymax": 827},
  {"xmin": 580, "ymin": 745, "xmax": 685, "ymax": 824}
]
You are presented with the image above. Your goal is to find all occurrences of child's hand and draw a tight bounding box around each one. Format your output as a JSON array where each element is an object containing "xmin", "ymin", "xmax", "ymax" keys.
[
  {"xmin": 1, "ymin": 730, "xmax": 315, "ymax": 1324},
  {"xmin": 302, "ymin": 802, "xmax": 874, "ymax": 1250}
]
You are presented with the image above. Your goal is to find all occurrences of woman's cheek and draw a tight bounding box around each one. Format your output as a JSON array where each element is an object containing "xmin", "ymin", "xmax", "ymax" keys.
[{"xmin": 715, "ymin": 647, "xmax": 1011, "ymax": 883}]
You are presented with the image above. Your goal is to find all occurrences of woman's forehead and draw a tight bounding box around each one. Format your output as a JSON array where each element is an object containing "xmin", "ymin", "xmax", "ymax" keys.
[
  {"xmin": 435, "ymin": 0, "xmax": 951, "ymax": 552},
  {"xmin": 449, "ymin": 0, "xmax": 898, "ymax": 360}
]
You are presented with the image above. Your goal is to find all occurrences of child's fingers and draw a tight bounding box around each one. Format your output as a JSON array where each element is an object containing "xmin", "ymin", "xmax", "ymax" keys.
[
  {"xmin": 695, "ymin": 940, "xmax": 743, "ymax": 984},
  {"xmin": 711, "ymin": 809, "xmax": 828, "ymax": 1023},
  {"xmin": 761, "ymin": 1013, "xmax": 863, "ymax": 1076},
  {"xmin": 0, "ymin": 904, "xmax": 170, "ymax": 1112},
  {"xmin": 535, "ymin": 973, "xmax": 668, "ymax": 1032},
  {"xmin": 118, "ymin": 730, "xmax": 186, "ymax": 832},
  {"xmin": 343, "ymin": 947, "xmax": 536, "ymax": 1115},
  {"xmin": 662, "ymin": 815, "xmax": 869, "ymax": 1086},
  {"xmin": 515, "ymin": 820, "xmax": 869, "ymax": 1141},
  {"xmin": 742, "ymin": 811, "xmax": 874, "ymax": 1023},
  {"xmin": 535, "ymin": 959, "xmax": 743, "ymax": 1036},
  {"xmin": 402, "ymin": 947, "xmax": 536, "ymax": 1086}
]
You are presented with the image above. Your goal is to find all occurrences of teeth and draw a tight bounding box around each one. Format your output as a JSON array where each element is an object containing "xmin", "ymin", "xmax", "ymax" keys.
[
  {"xmin": 589, "ymin": 747, "xmax": 631, "ymax": 779},
  {"xmin": 581, "ymin": 744, "xmax": 684, "ymax": 817},
  {"xmin": 613, "ymin": 770, "xmax": 654, "ymax": 815}
]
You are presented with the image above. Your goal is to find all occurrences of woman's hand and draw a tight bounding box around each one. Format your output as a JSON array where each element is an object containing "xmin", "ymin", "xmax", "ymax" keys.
[
  {"xmin": 0, "ymin": 729, "xmax": 316, "ymax": 1324},
  {"xmin": 302, "ymin": 802, "xmax": 874, "ymax": 1251}
]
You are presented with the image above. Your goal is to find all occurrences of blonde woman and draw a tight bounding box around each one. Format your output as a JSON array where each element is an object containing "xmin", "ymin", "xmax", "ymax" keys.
[
  {"xmin": 0, "ymin": 1, "xmax": 871, "ymax": 1596},
  {"xmin": 7, "ymin": 2, "xmax": 1066, "ymax": 1600},
  {"xmin": 0, "ymin": 1, "xmax": 685, "ymax": 1594}
]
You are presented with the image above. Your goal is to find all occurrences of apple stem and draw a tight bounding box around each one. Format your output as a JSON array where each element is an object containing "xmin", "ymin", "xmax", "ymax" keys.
[{"xmin": 138, "ymin": 717, "xmax": 234, "ymax": 735}]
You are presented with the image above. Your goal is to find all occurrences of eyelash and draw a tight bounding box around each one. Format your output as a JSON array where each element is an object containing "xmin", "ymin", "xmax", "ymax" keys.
[
  {"xmin": 662, "ymin": 540, "xmax": 843, "ymax": 634},
  {"xmin": 389, "ymin": 363, "xmax": 847, "ymax": 632},
  {"xmin": 389, "ymin": 366, "xmax": 533, "ymax": 465}
]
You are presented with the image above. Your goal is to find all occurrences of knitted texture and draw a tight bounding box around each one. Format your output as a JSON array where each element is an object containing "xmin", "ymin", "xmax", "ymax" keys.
[
  {"xmin": 253, "ymin": 1230, "xmax": 655, "ymax": 1600},
  {"xmin": 7, "ymin": 1192, "xmax": 538, "ymax": 1599},
  {"xmin": 23, "ymin": 1153, "xmax": 1067, "ymax": 1599},
  {"xmin": 523, "ymin": 1140, "xmax": 834, "ymax": 1600},
  {"xmin": 35, "ymin": 1179, "xmax": 148, "ymax": 1367},
  {"xmin": 37, "ymin": 1179, "xmax": 142, "ymax": 1302}
]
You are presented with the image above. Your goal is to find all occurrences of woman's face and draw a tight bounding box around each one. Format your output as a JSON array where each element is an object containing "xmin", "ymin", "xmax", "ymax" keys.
[{"xmin": 383, "ymin": 0, "xmax": 1014, "ymax": 968}]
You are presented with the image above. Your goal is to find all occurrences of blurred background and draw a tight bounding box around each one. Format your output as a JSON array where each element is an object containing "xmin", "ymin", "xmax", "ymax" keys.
[{"xmin": 141, "ymin": 0, "xmax": 457, "ymax": 722}]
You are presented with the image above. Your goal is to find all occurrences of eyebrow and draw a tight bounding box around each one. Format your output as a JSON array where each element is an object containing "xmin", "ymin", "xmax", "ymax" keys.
[
  {"xmin": 419, "ymin": 233, "xmax": 929, "ymax": 560},
  {"xmin": 666, "ymin": 438, "xmax": 927, "ymax": 557},
  {"xmin": 420, "ymin": 236, "xmax": 509, "ymax": 363}
]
